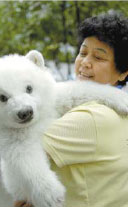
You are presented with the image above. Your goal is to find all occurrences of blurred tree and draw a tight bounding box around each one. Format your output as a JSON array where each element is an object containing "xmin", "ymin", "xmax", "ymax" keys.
[{"xmin": 0, "ymin": 1, "xmax": 128, "ymax": 79}]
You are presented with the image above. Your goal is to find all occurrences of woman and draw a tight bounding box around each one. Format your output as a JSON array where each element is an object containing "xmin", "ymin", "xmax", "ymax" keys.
[{"xmin": 15, "ymin": 11, "xmax": 128, "ymax": 207}]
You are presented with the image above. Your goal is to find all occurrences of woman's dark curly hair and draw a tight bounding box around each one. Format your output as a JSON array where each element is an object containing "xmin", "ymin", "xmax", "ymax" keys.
[{"xmin": 79, "ymin": 10, "xmax": 128, "ymax": 85}]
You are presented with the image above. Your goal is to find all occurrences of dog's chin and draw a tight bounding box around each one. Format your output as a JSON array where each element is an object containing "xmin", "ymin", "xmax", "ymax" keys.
[
  {"xmin": 7, "ymin": 117, "xmax": 36, "ymax": 129},
  {"xmin": 18, "ymin": 116, "xmax": 33, "ymax": 124},
  {"xmin": 17, "ymin": 117, "xmax": 35, "ymax": 127}
]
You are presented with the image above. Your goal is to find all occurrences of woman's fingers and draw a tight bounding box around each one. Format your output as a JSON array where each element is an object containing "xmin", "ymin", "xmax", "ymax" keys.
[
  {"xmin": 14, "ymin": 201, "xmax": 26, "ymax": 207},
  {"xmin": 23, "ymin": 203, "xmax": 33, "ymax": 207},
  {"xmin": 14, "ymin": 201, "xmax": 33, "ymax": 207}
]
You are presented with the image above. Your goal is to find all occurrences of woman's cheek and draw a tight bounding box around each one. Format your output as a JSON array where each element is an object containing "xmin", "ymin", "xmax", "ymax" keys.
[{"xmin": 75, "ymin": 60, "xmax": 81, "ymax": 75}]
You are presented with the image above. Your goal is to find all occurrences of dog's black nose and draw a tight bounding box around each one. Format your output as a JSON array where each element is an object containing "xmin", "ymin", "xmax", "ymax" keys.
[{"xmin": 17, "ymin": 107, "xmax": 33, "ymax": 122}]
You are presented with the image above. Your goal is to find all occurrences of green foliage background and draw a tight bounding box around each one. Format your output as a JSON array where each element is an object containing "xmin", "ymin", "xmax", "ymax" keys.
[{"xmin": 0, "ymin": 0, "xmax": 128, "ymax": 68}]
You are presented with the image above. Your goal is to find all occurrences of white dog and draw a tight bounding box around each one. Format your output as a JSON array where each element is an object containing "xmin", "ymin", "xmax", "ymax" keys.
[{"xmin": 0, "ymin": 50, "xmax": 128, "ymax": 207}]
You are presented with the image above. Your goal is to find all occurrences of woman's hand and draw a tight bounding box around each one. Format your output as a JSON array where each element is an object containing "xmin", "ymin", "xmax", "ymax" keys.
[{"xmin": 14, "ymin": 201, "xmax": 33, "ymax": 207}]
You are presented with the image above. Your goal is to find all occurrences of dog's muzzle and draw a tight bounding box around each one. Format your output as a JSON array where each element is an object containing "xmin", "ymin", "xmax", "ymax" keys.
[{"xmin": 17, "ymin": 107, "xmax": 33, "ymax": 123}]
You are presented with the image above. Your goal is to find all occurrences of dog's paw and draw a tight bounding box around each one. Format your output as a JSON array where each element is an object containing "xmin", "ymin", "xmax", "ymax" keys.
[
  {"xmin": 33, "ymin": 180, "xmax": 65, "ymax": 207},
  {"xmin": 44, "ymin": 182, "xmax": 65, "ymax": 207},
  {"xmin": 107, "ymin": 94, "xmax": 128, "ymax": 116}
]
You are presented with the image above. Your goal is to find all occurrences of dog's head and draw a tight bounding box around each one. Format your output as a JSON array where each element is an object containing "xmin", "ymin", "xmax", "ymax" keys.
[{"xmin": 0, "ymin": 50, "xmax": 56, "ymax": 129}]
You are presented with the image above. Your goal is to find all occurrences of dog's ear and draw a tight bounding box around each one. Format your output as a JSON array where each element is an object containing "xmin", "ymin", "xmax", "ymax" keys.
[{"xmin": 26, "ymin": 50, "xmax": 45, "ymax": 69}]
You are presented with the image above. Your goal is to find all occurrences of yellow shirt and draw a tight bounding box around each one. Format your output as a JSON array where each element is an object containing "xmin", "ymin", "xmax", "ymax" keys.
[{"xmin": 43, "ymin": 101, "xmax": 128, "ymax": 207}]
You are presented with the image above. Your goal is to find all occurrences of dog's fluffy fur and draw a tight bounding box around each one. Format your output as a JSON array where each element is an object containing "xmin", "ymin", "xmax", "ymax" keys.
[{"xmin": 0, "ymin": 50, "xmax": 128, "ymax": 207}]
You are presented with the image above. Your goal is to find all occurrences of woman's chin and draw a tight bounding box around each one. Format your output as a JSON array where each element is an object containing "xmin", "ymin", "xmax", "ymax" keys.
[{"xmin": 77, "ymin": 74, "xmax": 94, "ymax": 81}]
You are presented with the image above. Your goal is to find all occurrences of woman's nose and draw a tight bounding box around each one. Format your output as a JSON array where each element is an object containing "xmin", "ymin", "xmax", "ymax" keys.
[{"xmin": 81, "ymin": 56, "xmax": 92, "ymax": 69}]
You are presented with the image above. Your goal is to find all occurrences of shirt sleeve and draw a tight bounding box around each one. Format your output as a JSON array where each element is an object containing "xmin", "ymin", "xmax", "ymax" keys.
[{"xmin": 43, "ymin": 107, "xmax": 97, "ymax": 167}]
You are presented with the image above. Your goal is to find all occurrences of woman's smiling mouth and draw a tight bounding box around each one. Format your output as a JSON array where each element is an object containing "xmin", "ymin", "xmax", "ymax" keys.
[{"xmin": 78, "ymin": 72, "xmax": 94, "ymax": 80}]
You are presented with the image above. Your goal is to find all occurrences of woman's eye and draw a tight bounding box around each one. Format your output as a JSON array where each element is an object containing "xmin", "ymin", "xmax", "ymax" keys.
[
  {"xmin": 95, "ymin": 56, "xmax": 103, "ymax": 60},
  {"xmin": 0, "ymin": 95, "xmax": 8, "ymax": 102},
  {"xmin": 26, "ymin": 85, "xmax": 33, "ymax": 94},
  {"xmin": 80, "ymin": 52, "xmax": 87, "ymax": 57}
]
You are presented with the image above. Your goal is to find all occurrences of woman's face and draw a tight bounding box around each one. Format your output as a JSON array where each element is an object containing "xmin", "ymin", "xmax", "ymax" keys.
[{"xmin": 75, "ymin": 36, "xmax": 125, "ymax": 85}]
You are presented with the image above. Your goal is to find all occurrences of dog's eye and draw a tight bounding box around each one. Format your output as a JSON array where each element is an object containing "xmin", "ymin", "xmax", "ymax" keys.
[
  {"xmin": 0, "ymin": 95, "xmax": 8, "ymax": 102},
  {"xmin": 26, "ymin": 85, "xmax": 33, "ymax": 94}
]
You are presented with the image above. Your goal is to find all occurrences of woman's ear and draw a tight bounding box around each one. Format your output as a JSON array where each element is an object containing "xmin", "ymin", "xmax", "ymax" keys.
[{"xmin": 119, "ymin": 71, "xmax": 128, "ymax": 81}]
